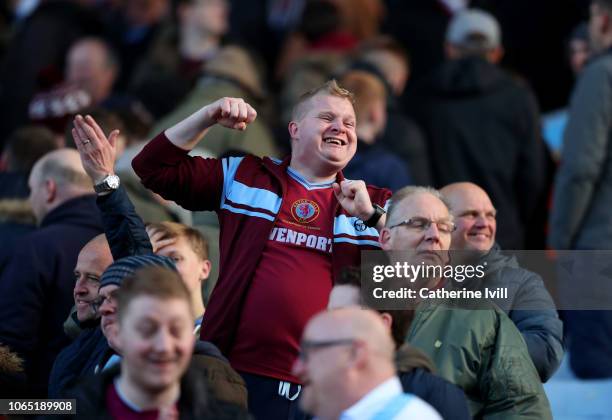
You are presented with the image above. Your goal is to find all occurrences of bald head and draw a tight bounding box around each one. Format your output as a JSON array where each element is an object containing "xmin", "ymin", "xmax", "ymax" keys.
[
  {"xmin": 74, "ymin": 234, "xmax": 113, "ymax": 322},
  {"xmin": 80, "ymin": 234, "xmax": 113, "ymax": 266},
  {"xmin": 441, "ymin": 182, "xmax": 489, "ymax": 206},
  {"xmin": 306, "ymin": 307, "xmax": 395, "ymax": 362},
  {"xmin": 294, "ymin": 308, "xmax": 397, "ymax": 419},
  {"xmin": 440, "ymin": 182, "xmax": 497, "ymax": 252},
  {"xmin": 28, "ymin": 149, "xmax": 93, "ymax": 223}
]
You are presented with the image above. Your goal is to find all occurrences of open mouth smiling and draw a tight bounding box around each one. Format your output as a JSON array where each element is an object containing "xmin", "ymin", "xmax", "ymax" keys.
[{"xmin": 323, "ymin": 137, "xmax": 347, "ymax": 146}]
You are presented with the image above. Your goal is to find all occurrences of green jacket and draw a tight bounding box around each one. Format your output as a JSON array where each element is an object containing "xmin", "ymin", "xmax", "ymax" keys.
[{"xmin": 405, "ymin": 300, "xmax": 552, "ymax": 419}]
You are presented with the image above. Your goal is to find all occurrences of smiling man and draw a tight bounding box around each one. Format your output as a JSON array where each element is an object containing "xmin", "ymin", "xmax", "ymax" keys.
[
  {"xmin": 293, "ymin": 308, "xmax": 440, "ymax": 420},
  {"xmin": 441, "ymin": 182, "xmax": 563, "ymax": 382},
  {"xmin": 73, "ymin": 235, "xmax": 114, "ymax": 323},
  {"xmin": 73, "ymin": 266, "xmax": 247, "ymax": 419},
  {"xmin": 93, "ymin": 254, "xmax": 178, "ymax": 372},
  {"xmin": 378, "ymin": 186, "xmax": 552, "ymax": 418},
  {"xmin": 48, "ymin": 234, "xmax": 113, "ymax": 398},
  {"xmin": 129, "ymin": 80, "xmax": 392, "ymax": 419}
]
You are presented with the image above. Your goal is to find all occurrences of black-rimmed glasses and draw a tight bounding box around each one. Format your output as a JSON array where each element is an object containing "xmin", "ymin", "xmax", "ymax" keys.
[{"xmin": 298, "ymin": 338, "xmax": 355, "ymax": 362}]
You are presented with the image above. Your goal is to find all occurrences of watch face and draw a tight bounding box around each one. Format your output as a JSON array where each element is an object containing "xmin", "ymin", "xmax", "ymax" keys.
[{"xmin": 107, "ymin": 175, "xmax": 120, "ymax": 189}]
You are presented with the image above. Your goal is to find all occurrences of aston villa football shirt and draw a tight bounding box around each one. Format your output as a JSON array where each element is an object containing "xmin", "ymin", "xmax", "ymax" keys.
[{"xmin": 229, "ymin": 168, "xmax": 336, "ymax": 382}]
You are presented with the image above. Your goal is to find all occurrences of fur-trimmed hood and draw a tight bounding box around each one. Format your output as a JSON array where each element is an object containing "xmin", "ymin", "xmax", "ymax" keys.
[
  {"xmin": 0, "ymin": 343, "xmax": 23, "ymax": 375},
  {"xmin": 0, "ymin": 199, "xmax": 35, "ymax": 225}
]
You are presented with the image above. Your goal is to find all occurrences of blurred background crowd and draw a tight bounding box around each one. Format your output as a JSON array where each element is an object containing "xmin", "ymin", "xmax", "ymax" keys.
[
  {"xmin": 0, "ymin": 0, "xmax": 610, "ymax": 417},
  {"xmin": 0, "ymin": 0, "xmax": 593, "ymax": 250}
]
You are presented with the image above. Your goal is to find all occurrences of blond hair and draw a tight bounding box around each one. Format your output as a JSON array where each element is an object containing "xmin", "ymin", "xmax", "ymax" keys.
[
  {"xmin": 147, "ymin": 222, "xmax": 209, "ymax": 260},
  {"xmin": 291, "ymin": 79, "xmax": 354, "ymax": 121}
]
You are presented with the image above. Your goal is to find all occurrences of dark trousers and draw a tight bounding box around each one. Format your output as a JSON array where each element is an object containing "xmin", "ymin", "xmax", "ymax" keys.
[{"xmin": 239, "ymin": 371, "xmax": 309, "ymax": 420}]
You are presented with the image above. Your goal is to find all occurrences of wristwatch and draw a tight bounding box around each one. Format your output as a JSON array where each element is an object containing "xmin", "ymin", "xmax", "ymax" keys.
[
  {"xmin": 94, "ymin": 174, "xmax": 120, "ymax": 194},
  {"xmin": 364, "ymin": 204, "xmax": 386, "ymax": 228}
]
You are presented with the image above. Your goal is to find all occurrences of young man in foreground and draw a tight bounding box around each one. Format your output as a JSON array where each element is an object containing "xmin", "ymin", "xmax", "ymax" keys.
[{"xmin": 72, "ymin": 266, "xmax": 246, "ymax": 419}]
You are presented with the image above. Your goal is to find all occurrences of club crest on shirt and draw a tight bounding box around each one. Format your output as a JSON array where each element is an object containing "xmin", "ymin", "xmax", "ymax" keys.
[{"xmin": 291, "ymin": 199, "xmax": 320, "ymax": 224}]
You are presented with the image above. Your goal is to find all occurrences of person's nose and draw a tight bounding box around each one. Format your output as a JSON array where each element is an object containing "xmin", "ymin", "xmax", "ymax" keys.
[
  {"xmin": 99, "ymin": 298, "xmax": 115, "ymax": 316},
  {"xmin": 474, "ymin": 213, "xmax": 488, "ymax": 228},
  {"xmin": 423, "ymin": 221, "xmax": 441, "ymax": 244},
  {"xmin": 74, "ymin": 276, "xmax": 88, "ymax": 297},
  {"xmin": 152, "ymin": 328, "xmax": 173, "ymax": 353},
  {"xmin": 329, "ymin": 118, "xmax": 345, "ymax": 134}
]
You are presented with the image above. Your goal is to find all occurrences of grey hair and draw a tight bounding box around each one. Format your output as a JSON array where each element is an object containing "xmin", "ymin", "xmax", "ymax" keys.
[
  {"xmin": 38, "ymin": 158, "xmax": 91, "ymax": 189},
  {"xmin": 385, "ymin": 186, "xmax": 452, "ymax": 227}
]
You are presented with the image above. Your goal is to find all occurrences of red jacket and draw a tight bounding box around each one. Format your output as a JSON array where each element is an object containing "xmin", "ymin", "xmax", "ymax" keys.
[{"xmin": 133, "ymin": 133, "xmax": 392, "ymax": 355}]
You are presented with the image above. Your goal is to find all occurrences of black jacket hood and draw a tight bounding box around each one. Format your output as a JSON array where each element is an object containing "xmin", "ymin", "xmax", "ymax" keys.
[{"xmin": 425, "ymin": 57, "xmax": 510, "ymax": 97}]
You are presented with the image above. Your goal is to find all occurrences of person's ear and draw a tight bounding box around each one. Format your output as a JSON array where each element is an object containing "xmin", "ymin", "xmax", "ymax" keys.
[
  {"xmin": 379, "ymin": 227, "xmax": 392, "ymax": 250},
  {"xmin": 380, "ymin": 312, "xmax": 393, "ymax": 331},
  {"xmin": 487, "ymin": 46, "xmax": 505, "ymax": 64},
  {"xmin": 45, "ymin": 179, "xmax": 57, "ymax": 204},
  {"xmin": 350, "ymin": 340, "xmax": 368, "ymax": 369},
  {"xmin": 288, "ymin": 121, "xmax": 299, "ymax": 139},
  {"xmin": 199, "ymin": 259, "xmax": 212, "ymax": 282}
]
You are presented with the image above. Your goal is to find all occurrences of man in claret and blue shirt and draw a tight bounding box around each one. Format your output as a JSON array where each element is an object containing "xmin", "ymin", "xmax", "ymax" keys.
[{"xmin": 131, "ymin": 80, "xmax": 392, "ymax": 419}]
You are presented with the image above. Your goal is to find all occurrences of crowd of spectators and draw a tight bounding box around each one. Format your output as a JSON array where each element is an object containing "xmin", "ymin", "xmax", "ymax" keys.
[{"xmin": 0, "ymin": 0, "xmax": 610, "ymax": 418}]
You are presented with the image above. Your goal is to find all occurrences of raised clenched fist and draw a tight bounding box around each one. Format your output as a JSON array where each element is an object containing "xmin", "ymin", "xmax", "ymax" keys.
[{"xmin": 205, "ymin": 97, "xmax": 257, "ymax": 131}]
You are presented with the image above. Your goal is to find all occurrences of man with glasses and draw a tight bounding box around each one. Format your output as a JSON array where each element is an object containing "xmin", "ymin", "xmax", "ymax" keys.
[
  {"xmin": 92, "ymin": 254, "xmax": 181, "ymax": 373},
  {"xmin": 441, "ymin": 182, "xmax": 563, "ymax": 382},
  {"xmin": 292, "ymin": 307, "xmax": 441, "ymax": 419},
  {"xmin": 377, "ymin": 186, "xmax": 552, "ymax": 419}
]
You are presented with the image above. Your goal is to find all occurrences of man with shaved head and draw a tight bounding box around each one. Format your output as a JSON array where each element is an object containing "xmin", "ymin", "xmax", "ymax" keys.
[
  {"xmin": 48, "ymin": 234, "xmax": 113, "ymax": 397},
  {"xmin": 293, "ymin": 308, "xmax": 441, "ymax": 419},
  {"xmin": 441, "ymin": 182, "xmax": 563, "ymax": 382},
  {"xmin": 0, "ymin": 148, "xmax": 102, "ymax": 396}
]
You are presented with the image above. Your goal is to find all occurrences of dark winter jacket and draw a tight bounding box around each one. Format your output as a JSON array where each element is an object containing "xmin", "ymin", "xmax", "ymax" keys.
[
  {"xmin": 192, "ymin": 341, "xmax": 248, "ymax": 409},
  {"xmin": 62, "ymin": 363, "xmax": 249, "ymax": 419},
  {"xmin": 95, "ymin": 185, "xmax": 248, "ymax": 407},
  {"xmin": 0, "ymin": 198, "xmax": 35, "ymax": 272},
  {"xmin": 0, "ymin": 195, "xmax": 102, "ymax": 396},
  {"xmin": 396, "ymin": 344, "xmax": 471, "ymax": 420},
  {"xmin": 96, "ymin": 184, "xmax": 153, "ymax": 260},
  {"xmin": 48, "ymin": 324, "xmax": 109, "ymax": 398},
  {"xmin": 477, "ymin": 244, "xmax": 564, "ymax": 382},
  {"xmin": 564, "ymin": 310, "xmax": 612, "ymax": 378},
  {"xmin": 408, "ymin": 57, "xmax": 546, "ymax": 249},
  {"xmin": 549, "ymin": 50, "xmax": 612, "ymax": 250}
]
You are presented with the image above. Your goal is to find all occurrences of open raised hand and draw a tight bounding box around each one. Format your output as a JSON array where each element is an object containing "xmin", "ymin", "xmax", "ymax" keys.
[{"xmin": 72, "ymin": 114, "xmax": 119, "ymax": 184}]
